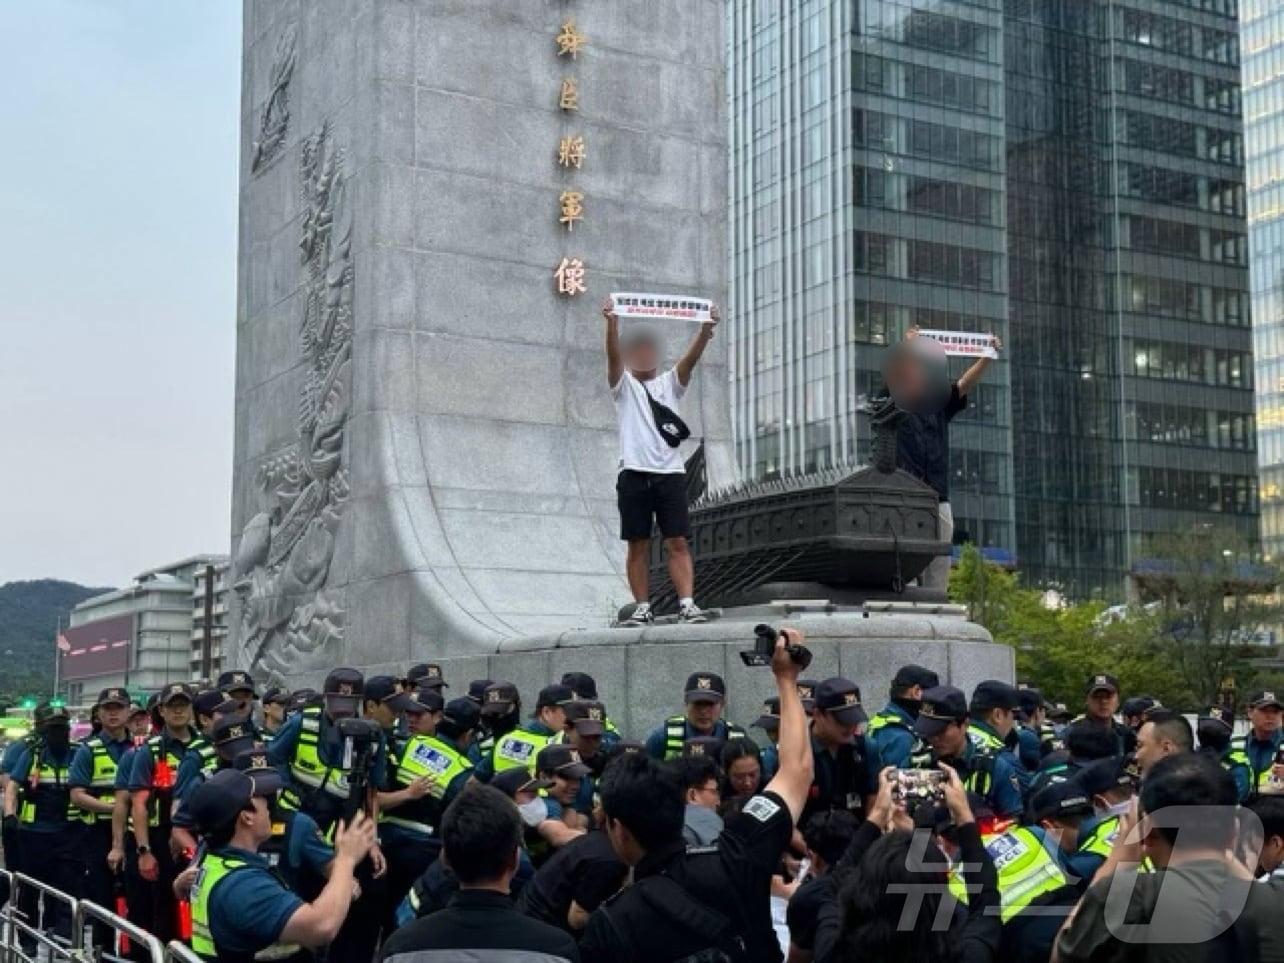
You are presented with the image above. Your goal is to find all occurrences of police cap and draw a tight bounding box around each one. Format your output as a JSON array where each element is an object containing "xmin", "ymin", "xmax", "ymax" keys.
[
  {"xmin": 536, "ymin": 744, "xmax": 591, "ymax": 779},
  {"xmin": 193, "ymin": 689, "xmax": 227, "ymax": 718},
  {"xmin": 159, "ymin": 683, "xmax": 193, "ymax": 707},
  {"xmin": 323, "ymin": 667, "xmax": 364, "ymax": 699},
  {"xmin": 232, "ymin": 748, "xmax": 285, "ymax": 795},
  {"xmin": 561, "ymin": 672, "xmax": 599, "ymax": 700},
  {"xmin": 211, "ymin": 713, "xmax": 258, "ymax": 754},
  {"xmin": 1249, "ymin": 690, "xmax": 1284, "ymax": 710},
  {"xmin": 913, "ymin": 686, "xmax": 968, "ymax": 738},
  {"xmin": 1085, "ymin": 673, "xmax": 1120, "ymax": 696},
  {"xmin": 491, "ymin": 767, "xmax": 553, "ymax": 800},
  {"xmin": 796, "ymin": 679, "xmax": 819, "ymax": 713},
  {"xmin": 187, "ymin": 769, "xmax": 255, "ymax": 834},
  {"xmin": 217, "ymin": 670, "xmax": 257, "ymax": 698},
  {"xmin": 1028, "ymin": 780, "xmax": 1094, "ymax": 823},
  {"xmin": 891, "ymin": 665, "xmax": 940, "ymax": 690},
  {"xmin": 441, "ymin": 697, "xmax": 481, "ymax": 733},
  {"xmin": 481, "ymin": 682, "xmax": 520, "ymax": 717},
  {"xmin": 683, "ymin": 672, "xmax": 726, "ymax": 704},
  {"xmin": 814, "ymin": 678, "xmax": 868, "ymax": 725},
  {"xmin": 364, "ymin": 675, "xmax": 421, "ymax": 713},
  {"xmin": 96, "ymin": 687, "xmax": 130, "ymax": 709},
  {"xmin": 536, "ymin": 684, "xmax": 575, "ymax": 709},
  {"xmin": 753, "ymin": 696, "xmax": 781, "ymax": 731},
  {"xmin": 466, "ymin": 679, "xmax": 494, "ymax": 705},
  {"xmin": 566, "ymin": 700, "xmax": 606, "ymax": 736},
  {"xmin": 410, "ymin": 687, "xmax": 446, "ymax": 713},
  {"xmin": 682, "ymin": 736, "xmax": 724, "ymax": 758},
  {"xmin": 407, "ymin": 663, "xmax": 448, "ymax": 690},
  {"xmin": 970, "ymin": 680, "xmax": 1021, "ymax": 714}
]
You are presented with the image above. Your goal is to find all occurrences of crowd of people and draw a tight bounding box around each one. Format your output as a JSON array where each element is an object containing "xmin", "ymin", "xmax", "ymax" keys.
[{"xmin": 2, "ymin": 638, "xmax": 1284, "ymax": 962}]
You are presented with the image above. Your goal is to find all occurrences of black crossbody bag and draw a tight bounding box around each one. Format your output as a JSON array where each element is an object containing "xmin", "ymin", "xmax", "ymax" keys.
[{"xmin": 643, "ymin": 383, "xmax": 691, "ymax": 448}]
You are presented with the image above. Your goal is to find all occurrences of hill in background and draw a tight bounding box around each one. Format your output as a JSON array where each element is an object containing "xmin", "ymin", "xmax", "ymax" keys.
[{"xmin": 0, "ymin": 578, "xmax": 114, "ymax": 701}]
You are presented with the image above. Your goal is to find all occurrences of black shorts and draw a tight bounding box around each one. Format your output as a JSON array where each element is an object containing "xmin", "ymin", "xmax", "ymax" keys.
[{"xmin": 617, "ymin": 470, "xmax": 690, "ymax": 541}]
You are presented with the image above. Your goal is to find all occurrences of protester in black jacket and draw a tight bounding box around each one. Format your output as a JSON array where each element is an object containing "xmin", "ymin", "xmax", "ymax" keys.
[{"xmin": 814, "ymin": 765, "xmax": 1001, "ymax": 963}]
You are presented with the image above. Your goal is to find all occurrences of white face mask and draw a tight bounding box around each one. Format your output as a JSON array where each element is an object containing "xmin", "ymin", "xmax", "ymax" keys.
[
  {"xmin": 518, "ymin": 797, "xmax": 549, "ymax": 828},
  {"xmin": 1100, "ymin": 797, "xmax": 1132, "ymax": 818}
]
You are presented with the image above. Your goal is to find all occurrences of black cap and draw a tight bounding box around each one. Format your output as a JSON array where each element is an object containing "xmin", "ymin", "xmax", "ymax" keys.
[
  {"xmin": 481, "ymin": 682, "xmax": 519, "ymax": 717},
  {"xmin": 467, "ymin": 679, "xmax": 493, "ymax": 705},
  {"xmin": 407, "ymin": 663, "xmax": 447, "ymax": 690},
  {"xmin": 1017, "ymin": 687, "xmax": 1044, "ymax": 717},
  {"xmin": 1085, "ymin": 673, "xmax": 1119, "ymax": 696},
  {"xmin": 232, "ymin": 748, "xmax": 285, "ymax": 794},
  {"xmin": 96, "ymin": 687, "xmax": 130, "ymax": 708},
  {"xmin": 365, "ymin": 675, "xmax": 421, "ymax": 713},
  {"xmin": 261, "ymin": 687, "xmax": 287, "ymax": 707},
  {"xmin": 159, "ymin": 683, "xmax": 193, "ymax": 707},
  {"xmin": 684, "ymin": 672, "xmax": 727, "ymax": 704},
  {"xmin": 970, "ymin": 680, "xmax": 1021, "ymax": 713},
  {"xmin": 566, "ymin": 700, "xmax": 606, "ymax": 736},
  {"xmin": 753, "ymin": 696, "xmax": 781, "ymax": 730},
  {"xmin": 1073, "ymin": 756, "xmax": 1134, "ymax": 798},
  {"xmin": 607, "ymin": 740, "xmax": 646, "ymax": 759},
  {"xmin": 1028, "ymin": 780, "xmax": 1094, "ymax": 822},
  {"xmin": 561, "ymin": 672, "xmax": 599, "ymax": 700},
  {"xmin": 914, "ymin": 686, "xmax": 968, "ymax": 738},
  {"xmin": 1200, "ymin": 705, "xmax": 1234, "ymax": 729},
  {"xmin": 892, "ymin": 665, "xmax": 940, "ymax": 690},
  {"xmin": 796, "ymin": 680, "xmax": 819, "ymax": 712},
  {"xmin": 1249, "ymin": 690, "xmax": 1284, "ymax": 710},
  {"xmin": 1121, "ymin": 696, "xmax": 1160, "ymax": 718},
  {"xmin": 194, "ymin": 689, "xmax": 227, "ymax": 717},
  {"xmin": 217, "ymin": 670, "xmax": 257, "ymax": 697},
  {"xmin": 37, "ymin": 705, "xmax": 70, "ymax": 728},
  {"xmin": 324, "ymin": 668, "xmax": 364, "ymax": 698},
  {"xmin": 410, "ymin": 687, "xmax": 445, "ymax": 713},
  {"xmin": 288, "ymin": 688, "xmax": 318, "ymax": 712},
  {"xmin": 537, "ymin": 684, "xmax": 575, "ymax": 709},
  {"xmin": 187, "ymin": 769, "xmax": 255, "ymax": 834},
  {"xmin": 211, "ymin": 714, "xmax": 258, "ymax": 754},
  {"xmin": 683, "ymin": 736, "xmax": 724, "ymax": 758},
  {"xmin": 491, "ymin": 767, "xmax": 553, "ymax": 799},
  {"xmin": 128, "ymin": 702, "xmax": 148, "ymax": 719},
  {"xmin": 814, "ymin": 678, "xmax": 868, "ymax": 725},
  {"xmin": 441, "ymin": 697, "xmax": 481, "ymax": 733},
  {"xmin": 537, "ymin": 744, "xmax": 591, "ymax": 779}
]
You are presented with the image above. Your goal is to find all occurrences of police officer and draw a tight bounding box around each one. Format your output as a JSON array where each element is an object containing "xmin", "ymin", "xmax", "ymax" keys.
[
  {"xmin": 2, "ymin": 704, "xmax": 83, "ymax": 945},
  {"xmin": 561, "ymin": 671, "xmax": 624, "ymax": 745},
  {"xmin": 69, "ymin": 686, "xmax": 134, "ymax": 926},
  {"xmin": 866, "ymin": 664, "xmax": 939, "ymax": 769},
  {"xmin": 1121, "ymin": 695, "xmax": 1161, "ymax": 732},
  {"xmin": 911, "ymin": 684, "xmax": 1024, "ymax": 818},
  {"xmin": 1074, "ymin": 673, "xmax": 1135, "ymax": 754},
  {"xmin": 172, "ymin": 713, "xmax": 259, "ymax": 856},
  {"xmin": 987, "ymin": 780, "xmax": 1092, "ymax": 963},
  {"xmin": 267, "ymin": 667, "xmax": 389, "ymax": 959},
  {"xmin": 561, "ymin": 700, "xmax": 610, "ymax": 777},
  {"xmin": 407, "ymin": 663, "xmax": 449, "ymax": 695},
  {"xmin": 469, "ymin": 681, "xmax": 521, "ymax": 765},
  {"xmin": 476, "ymin": 683, "xmax": 574, "ymax": 780},
  {"xmin": 645, "ymin": 671, "xmax": 747, "ymax": 759},
  {"xmin": 751, "ymin": 696, "xmax": 781, "ymax": 779},
  {"xmin": 261, "ymin": 688, "xmax": 288, "ymax": 741},
  {"xmin": 1066, "ymin": 755, "xmax": 1135, "ymax": 881},
  {"xmin": 1224, "ymin": 690, "xmax": 1284, "ymax": 801},
  {"xmin": 218, "ymin": 669, "xmax": 259, "ymax": 718},
  {"xmin": 130, "ymin": 682, "xmax": 201, "ymax": 942},
  {"xmin": 969, "ymin": 680, "xmax": 1028, "ymax": 789},
  {"xmin": 804, "ymin": 677, "xmax": 878, "ymax": 824},
  {"xmin": 186, "ymin": 767, "xmax": 376, "ymax": 962}
]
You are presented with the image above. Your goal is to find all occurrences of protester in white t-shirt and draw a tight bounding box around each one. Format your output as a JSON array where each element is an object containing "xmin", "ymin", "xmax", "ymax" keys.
[{"xmin": 603, "ymin": 296, "xmax": 718, "ymax": 625}]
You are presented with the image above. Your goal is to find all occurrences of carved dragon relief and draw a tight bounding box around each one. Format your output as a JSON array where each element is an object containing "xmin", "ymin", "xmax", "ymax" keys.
[
  {"xmin": 235, "ymin": 120, "xmax": 353, "ymax": 684},
  {"xmin": 250, "ymin": 23, "xmax": 297, "ymax": 174}
]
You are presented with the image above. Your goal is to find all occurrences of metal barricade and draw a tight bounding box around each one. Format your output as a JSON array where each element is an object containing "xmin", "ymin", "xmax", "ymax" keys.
[
  {"xmin": 163, "ymin": 940, "xmax": 203, "ymax": 963},
  {"xmin": 73, "ymin": 899, "xmax": 165, "ymax": 963},
  {"xmin": 3, "ymin": 872, "xmax": 78, "ymax": 962}
]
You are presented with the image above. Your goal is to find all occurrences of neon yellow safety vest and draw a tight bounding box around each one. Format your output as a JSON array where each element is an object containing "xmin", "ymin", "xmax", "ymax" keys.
[
  {"xmin": 18, "ymin": 749, "xmax": 76, "ymax": 825},
  {"xmin": 1078, "ymin": 814, "xmax": 1120, "ymax": 859},
  {"xmin": 144, "ymin": 734, "xmax": 198, "ymax": 828},
  {"xmin": 75, "ymin": 735, "xmax": 122, "ymax": 824},
  {"xmin": 985, "ymin": 827, "xmax": 1070, "ymax": 923},
  {"xmin": 382, "ymin": 735, "xmax": 473, "ymax": 835},
  {"xmin": 662, "ymin": 716, "xmax": 748, "ymax": 760},
  {"xmin": 281, "ymin": 706, "xmax": 352, "ymax": 810},
  {"xmin": 190, "ymin": 850, "xmax": 302, "ymax": 961},
  {"xmin": 492, "ymin": 726, "xmax": 554, "ymax": 775},
  {"xmin": 1227, "ymin": 736, "xmax": 1280, "ymax": 795},
  {"xmin": 948, "ymin": 865, "xmax": 969, "ymax": 904}
]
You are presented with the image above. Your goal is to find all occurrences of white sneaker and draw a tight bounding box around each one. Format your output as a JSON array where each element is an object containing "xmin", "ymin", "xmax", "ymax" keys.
[
  {"xmin": 678, "ymin": 601, "xmax": 709, "ymax": 624},
  {"xmin": 622, "ymin": 602, "xmax": 654, "ymax": 626}
]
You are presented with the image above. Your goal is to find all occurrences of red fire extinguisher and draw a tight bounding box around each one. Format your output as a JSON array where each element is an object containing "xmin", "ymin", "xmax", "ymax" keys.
[{"xmin": 176, "ymin": 847, "xmax": 196, "ymax": 940}]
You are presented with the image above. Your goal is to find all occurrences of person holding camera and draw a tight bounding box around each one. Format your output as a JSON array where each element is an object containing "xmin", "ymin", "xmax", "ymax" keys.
[
  {"xmin": 604, "ymin": 296, "xmax": 718, "ymax": 626},
  {"xmin": 579, "ymin": 626, "xmax": 814, "ymax": 963}
]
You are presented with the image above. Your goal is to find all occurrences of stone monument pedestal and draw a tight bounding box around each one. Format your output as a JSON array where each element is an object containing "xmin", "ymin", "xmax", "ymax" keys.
[{"xmin": 319, "ymin": 604, "xmax": 1011, "ymax": 739}]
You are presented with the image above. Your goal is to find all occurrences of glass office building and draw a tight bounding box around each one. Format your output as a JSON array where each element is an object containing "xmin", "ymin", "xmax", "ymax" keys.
[
  {"xmin": 1243, "ymin": 0, "xmax": 1284, "ymax": 560},
  {"xmin": 729, "ymin": 0, "xmax": 1256, "ymax": 598}
]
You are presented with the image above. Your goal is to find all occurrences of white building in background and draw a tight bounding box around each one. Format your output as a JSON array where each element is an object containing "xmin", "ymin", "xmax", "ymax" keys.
[
  {"xmin": 190, "ymin": 559, "xmax": 231, "ymax": 681},
  {"xmin": 61, "ymin": 555, "xmax": 229, "ymax": 704}
]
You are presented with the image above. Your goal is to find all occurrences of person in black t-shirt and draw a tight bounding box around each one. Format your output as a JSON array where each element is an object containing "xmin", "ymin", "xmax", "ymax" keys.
[
  {"xmin": 517, "ymin": 830, "xmax": 627, "ymax": 936},
  {"xmin": 579, "ymin": 628, "xmax": 814, "ymax": 963},
  {"xmin": 883, "ymin": 326, "xmax": 1000, "ymax": 590},
  {"xmin": 787, "ymin": 809, "xmax": 859, "ymax": 962}
]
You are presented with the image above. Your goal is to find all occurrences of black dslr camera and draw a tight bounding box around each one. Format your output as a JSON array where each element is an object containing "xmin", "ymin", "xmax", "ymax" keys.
[
  {"xmin": 740, "ymin": 623, "xmax": 813, "ymax": 670},
  {"xmin": 337, "ymin": 717, "xmax": 382, "ymax": 822}
]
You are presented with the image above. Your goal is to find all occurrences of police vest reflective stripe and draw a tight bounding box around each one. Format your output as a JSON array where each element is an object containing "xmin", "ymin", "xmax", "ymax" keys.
[
  {"xmin": 867, "ymin": 711, "xmax": 909, "ymax": 736},
  {"xmin": 948, "ymin": 866, "xmax": 969, "ymax": 904},
  {"xmin": 492, "ymin": 726, "xmax": 553, "ymax": 775},
  {"xmin": 283, "ymin": 706, "xmax": 351, "ymax": 806},
  {"xmin": 662, "ymin": 716, "xmax": 748, "ymax": 760},
  {"xmin": 1078, "ymin": 814, "xmax": 1120, "ymax": 859},
  {"xmin": 19, "ymin": 749, "xmax": 75, "ymax": 825},
  {"xmin": 382, "ymin": 735, "xmax": 473, "ymax": 835},
  {"xmin": 986, "ymin": 827, "xmax": 1069, "ymax": 923},
  {"xmin": 1039, "ymin": 721, "xmax": 1063, "ymax": 753},
  {"xmin": 968, "ymin": 725, "xmax": 1005, "ymax": 752},
  {"xmin": 75, "ymin": 735, "xmax": 121, "ymax": 824},
  {"xmin": 190, "ymin": 851, "xmax": 302, "ymax": 962},
  {"xmin": 144, "ymin": 734, "xmax": 189, "ymax": 828},
  {"xmin": 1227, "ymin": 736, "xmax": 1279, "ymax": 794}
]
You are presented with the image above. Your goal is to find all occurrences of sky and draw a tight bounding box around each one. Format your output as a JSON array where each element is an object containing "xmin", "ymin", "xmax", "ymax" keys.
[{"xmin": 0, "ymin": 2, "xmax": 241, "ymax": 587}]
